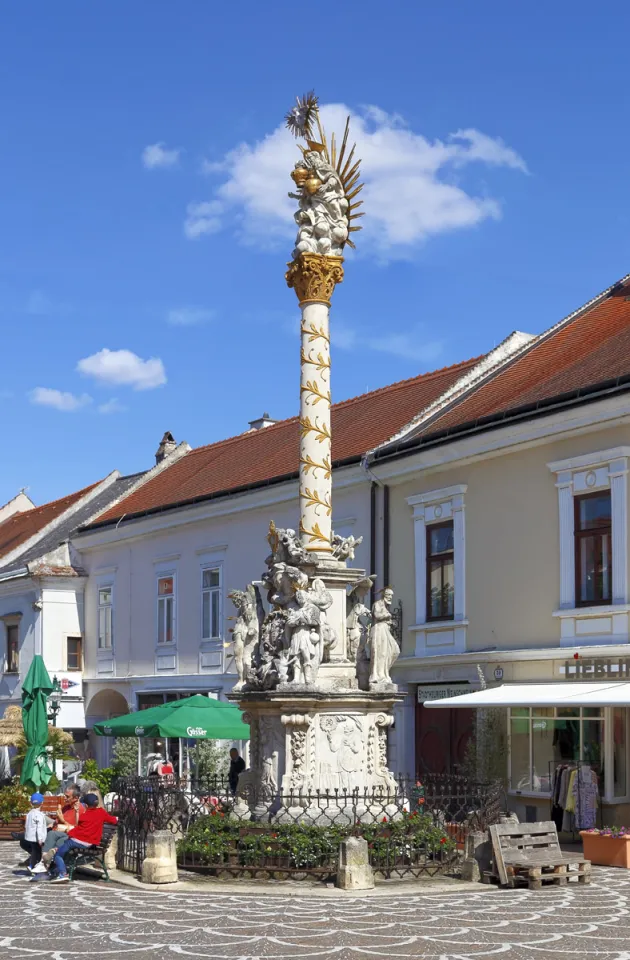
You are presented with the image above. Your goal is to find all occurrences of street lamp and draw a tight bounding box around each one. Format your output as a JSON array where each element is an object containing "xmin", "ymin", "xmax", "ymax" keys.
[{"xmin": 47, "ymin": 676, "xmax": 62, "ymax": 727}]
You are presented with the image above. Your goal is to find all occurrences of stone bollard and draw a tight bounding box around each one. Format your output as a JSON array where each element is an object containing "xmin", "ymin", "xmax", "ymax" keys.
[
  {"xmin": 141, "ymin": 830, "xmax": 178, "ymax": 884},
  {"xmin": 336, "ymin": 837, "xmax": 375, "ymax": 891},
  {"xmin": 461, "ymin": 830, "xmax": 493, "ymax": 882}
]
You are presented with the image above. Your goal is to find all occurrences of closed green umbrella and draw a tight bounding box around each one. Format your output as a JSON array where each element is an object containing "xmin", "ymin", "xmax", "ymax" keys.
[
  {"xmin": 93, "ymin": 694, "xmax": 250, "ymax": 741},
  {"xmin": 20, "ymin": 655, "xmax": 54, "ymax": 789}
]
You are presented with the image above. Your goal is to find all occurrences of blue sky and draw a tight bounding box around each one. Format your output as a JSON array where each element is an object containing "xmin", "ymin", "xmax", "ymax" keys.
[{"xmin": 2, "ymin": 1, "xmax": 630, "ymax": 506}]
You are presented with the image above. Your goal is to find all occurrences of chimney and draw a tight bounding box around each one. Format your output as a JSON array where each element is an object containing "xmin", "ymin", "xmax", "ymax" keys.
[
  {"xmin": 248, "ymin": 412, "xmax": 277, "ymax": 431},
  {"xmin": 155, "ymin": 431, "xmax": 177, "ymax": 464}
]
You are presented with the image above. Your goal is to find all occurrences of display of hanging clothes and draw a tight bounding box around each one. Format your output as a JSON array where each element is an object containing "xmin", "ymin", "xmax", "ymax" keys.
[
  {"xmin": 573, "ymin": 765, "xmax": 599, "ymax": 830},
  {"xmin": 551, "ymin": 763, "xmax": 570, "ymax": 831},
  {"xmin": 562, "ymin": 768, "xmax": 578, "ymax": 832}
]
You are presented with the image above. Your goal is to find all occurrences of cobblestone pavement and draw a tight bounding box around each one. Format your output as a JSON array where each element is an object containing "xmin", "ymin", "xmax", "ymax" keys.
[{"xmin": 2, "ymin": 846, "xmax": 630, "ymax": 959}]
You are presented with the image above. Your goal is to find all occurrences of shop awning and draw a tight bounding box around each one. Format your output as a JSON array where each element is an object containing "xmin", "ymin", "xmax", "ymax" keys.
[{"xmin": 424, "ymin": 682, "xmax": 630, "ymax": 708}]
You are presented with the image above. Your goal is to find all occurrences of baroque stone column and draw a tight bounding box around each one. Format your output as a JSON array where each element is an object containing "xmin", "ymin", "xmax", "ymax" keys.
[{"xmin": 286, "ymin": 252, "xmax": 344, "ymax": 554}]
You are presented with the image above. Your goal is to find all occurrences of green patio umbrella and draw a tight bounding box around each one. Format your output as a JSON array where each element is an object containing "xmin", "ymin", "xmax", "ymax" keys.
[
  {"xmin": 20, "ymin": 655, "xmax": 54, "ymax": 790},
  {"xmin": 93, "ymin": 694, "xmax": 250, "ymax": 741}
]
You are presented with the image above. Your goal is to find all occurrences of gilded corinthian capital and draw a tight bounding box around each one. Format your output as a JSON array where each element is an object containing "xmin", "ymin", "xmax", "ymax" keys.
[{"xmin": 286, "ymin": 253, "xmax": 344, "ymax": 306}]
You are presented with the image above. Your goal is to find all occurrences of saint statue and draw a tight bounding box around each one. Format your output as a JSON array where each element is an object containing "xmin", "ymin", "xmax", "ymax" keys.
[{"xmin": 368, "ymin": 587, "xmax": 399, "ymax": 690}]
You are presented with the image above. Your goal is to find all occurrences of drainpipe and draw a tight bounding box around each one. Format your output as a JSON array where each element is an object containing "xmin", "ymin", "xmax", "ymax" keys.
[
  {"xmin": 383, "ymin": 484, "xmax": 390, "ymax": 589},
  {"xmin": 361, "ymin": 456, "xmax": 387, "ymax": 605}
]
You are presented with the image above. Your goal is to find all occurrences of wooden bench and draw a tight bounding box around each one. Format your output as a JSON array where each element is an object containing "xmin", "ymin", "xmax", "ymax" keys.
[
  {"xmin": 64, "ymin": 824, "xmax": 117, "ymax": 882},
  {"xmin": 489, "ymin": 821, "xmax": 591, "ymax": 890}
]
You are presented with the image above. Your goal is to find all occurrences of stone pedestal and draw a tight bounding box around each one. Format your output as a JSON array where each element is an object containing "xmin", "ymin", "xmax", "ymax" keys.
[
  {"xmin": 141, "ymin": 830, "xmax": 178, "ymax": 884},
  {"xmin": 336, "ymin": 837, "xmax": 374, "ymax": 890},
  {"xmin": 234, "ymin": 688, "xmax": 402, "ymax": 810}
]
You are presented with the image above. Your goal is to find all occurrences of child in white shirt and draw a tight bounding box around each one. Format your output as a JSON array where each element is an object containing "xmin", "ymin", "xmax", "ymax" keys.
[{"xmin": 23, "ymin": 793, "xmax": 48, "ymax": 871}]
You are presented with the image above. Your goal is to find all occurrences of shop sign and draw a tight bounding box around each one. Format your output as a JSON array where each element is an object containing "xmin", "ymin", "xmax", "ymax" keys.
[
  {"xmin": 416, "ymin": 683, "xmax": 469, "ymax": 703},
  {"xmin": 563, "ymin": 657, "xmax": 630, "ymax": 680}
]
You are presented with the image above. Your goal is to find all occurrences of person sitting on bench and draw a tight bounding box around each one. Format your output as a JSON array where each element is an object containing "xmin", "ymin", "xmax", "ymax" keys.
[{"xmin": 49, "ymin": 793, "xmax": 118, "ymax": 884}]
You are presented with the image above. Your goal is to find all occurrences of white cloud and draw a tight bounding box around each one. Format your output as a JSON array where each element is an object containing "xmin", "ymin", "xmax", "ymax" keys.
[
  {"xmin": 367, "ymin": 329, "xmax": 443, "ymax": 363},
  {"xmin": 30, "ymin": 388, "xmax": 92, "ymax": 412},
  {"xmin": 98, "ymin": 398, "xmax": 126, "ymax": 414},
  {"xmin": 332, "ymin": 320, "xmax": 443, "ymax": 364},
  {"xmin": 184, "ymin": 201, "xmax": 222, "ymax": 239},
  {"xmin": 142, "ymin": 142, "xmax": 181, "ymax": 169},
  {"xmin": 198, "ymin": 103, "xmax": 527, "ymax": 257},
  {"xmin": 77, "ymin": 348, "xmax": 166, "ymax": 391},
  {"xmin": 167, "ymin": 306, "xmax": 216, "ymax": 326}
]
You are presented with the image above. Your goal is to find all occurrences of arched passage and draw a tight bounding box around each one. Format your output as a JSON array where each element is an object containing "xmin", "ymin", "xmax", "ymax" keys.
[{"xmin": 86, "ymin": 689, "xmax": 130, "ymax": 769}]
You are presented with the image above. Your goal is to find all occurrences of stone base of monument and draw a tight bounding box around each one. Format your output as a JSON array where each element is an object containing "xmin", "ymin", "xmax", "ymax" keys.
[
  {"xmin": 141, "ymin": 830, "xmax": 179, "ymax": 884},
  {"xmin": 235, "ymin": 689, "xmax": 402, "ymax": 809},
  {"xmin": 336, "ymin": 837, "xmax": 375, "ymax": 890}
]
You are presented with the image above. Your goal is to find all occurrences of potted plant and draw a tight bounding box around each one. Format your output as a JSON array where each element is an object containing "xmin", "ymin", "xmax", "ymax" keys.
[
  {"xmin": 0, "ymin": 778, "xmax": 31, "ymax": 839},
  {"xmin": 580, "ymin": 827, "xmax": 630, "ymax": 867}
]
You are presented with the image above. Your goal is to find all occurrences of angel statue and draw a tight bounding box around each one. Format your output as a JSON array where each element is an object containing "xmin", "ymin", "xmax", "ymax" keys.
[
  {"xmin": 285, "ymin": 91, "xmax": 364, "ymax": 261},
  {"xmin": 346, "ymin": 577, "xmax": 373, "ymax": 690},
  {"xmin": 228, "ymin": 585, "xmax": 264, "ymax": 690},
  {"xmin": 368, "ymin": 587, "xmax": 400, "ymax": 691}
]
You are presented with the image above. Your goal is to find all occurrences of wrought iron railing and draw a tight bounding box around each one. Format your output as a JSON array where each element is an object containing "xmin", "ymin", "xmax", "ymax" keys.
[{"xmin": 110, "ymin": 773, "xmax": 504, "ymax": 880}]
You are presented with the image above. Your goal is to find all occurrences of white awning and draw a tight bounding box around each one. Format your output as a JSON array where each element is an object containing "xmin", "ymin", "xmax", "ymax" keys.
[{"xmin": 424, "ymin": 682, "xmax": 630, "ymax": 708}]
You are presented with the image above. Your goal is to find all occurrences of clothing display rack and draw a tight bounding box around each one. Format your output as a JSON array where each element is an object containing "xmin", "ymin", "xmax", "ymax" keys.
[{"xmin": 548, "ymin": 760, "xmax": 602, "ymax": 835}]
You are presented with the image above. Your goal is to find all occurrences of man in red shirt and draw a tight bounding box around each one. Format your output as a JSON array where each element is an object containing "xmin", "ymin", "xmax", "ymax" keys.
[{"xmin": 49, "ymin": 794, "xmax": 118, "ymax": 884}]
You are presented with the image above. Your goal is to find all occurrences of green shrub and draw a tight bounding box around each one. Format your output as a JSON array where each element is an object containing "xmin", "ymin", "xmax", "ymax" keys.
[
  {"xmin": 82, "ymin": 760, "xmax": 113, "ymax": 795},
  {"xmin": 0, "ymin": 778, "xmax": 31, "ymax": 823},
  {"xmin": 177, "ymin": 809, "xmax": 457, "ymax": 870},
  {"xmin": 111, "ymin": 738, "xmax": 139, "ymax": 777}
]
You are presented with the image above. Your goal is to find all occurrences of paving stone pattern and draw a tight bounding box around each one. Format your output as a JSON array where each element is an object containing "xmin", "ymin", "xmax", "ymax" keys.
[{"xmin": 1, "ymin": 846, "xmax": 630, "ymax": 959}]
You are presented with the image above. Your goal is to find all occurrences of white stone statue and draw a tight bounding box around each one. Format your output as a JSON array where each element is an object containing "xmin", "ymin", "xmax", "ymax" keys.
[
  {"xmin": 285, "ymin": 574, "xmax": 333, "ymax": 685},
  {"xmin": 229, "ymin": 585, "xmax": 263, "ymax": 690},
  {"xmin": 346, "ymin": 577, "xmax": 372, "ymax": 662},
  {"xmin": 290, "ymin": 150, "xmax": 349, "ymax": 259},
  {"xmin": 332, "ymin": 532, "xmax": 363, "ymax": 562},
  {"xmin": 368, "ymin": 587, "xmax": 400, "ymax": 690}
]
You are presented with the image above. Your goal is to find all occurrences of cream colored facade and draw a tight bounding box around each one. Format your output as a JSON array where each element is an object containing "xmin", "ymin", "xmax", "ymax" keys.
[{"xmin": 376, "ymin": 392, "xmax": 630, "ymax": 825}]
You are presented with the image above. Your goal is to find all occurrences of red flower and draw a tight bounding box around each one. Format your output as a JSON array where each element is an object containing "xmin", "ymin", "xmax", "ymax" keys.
[
  {"xmin": 440, "ymin": 837, "xmax": 446, "ymax": 844},
  {"xmin": 418, "ymin": 798, "xmax": 425, "ymax": 805},
  {"xmin": 271, "ymin": 833, "xmax": 278, "ymax": 838},
  {"xmin": 382, "ymin": 816, "xmax": 388, "ymax": 823},
  {"xmin": 210, "ymin": 809, "xmax": 217, "ymax": 816},
  {"xmin": 219, "ymin": 812, "xmax": 225, "ymax": 818},
  {"xmin": 416, "ymin": 781, "xmax": 423, "ymax": 787}
]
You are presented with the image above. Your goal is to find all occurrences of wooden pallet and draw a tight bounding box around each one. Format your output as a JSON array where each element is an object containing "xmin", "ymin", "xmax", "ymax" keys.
[{"xmin": 489, "ymin": 821, "xmax": 591, "ymax": 889}]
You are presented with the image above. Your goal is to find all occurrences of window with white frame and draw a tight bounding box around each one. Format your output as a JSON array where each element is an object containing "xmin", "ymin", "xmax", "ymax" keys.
[
  {"xmin": 407, "ymin": 485, "xmax": 467, "ymax": 626},
  {"xmin": 5, "ymin": 623, "xmax": 19, "ymax": 673},
  {"xmin": 548, "ymin": 448, "xmax": 629, "ymax": 612},
  {"xmin": 201, "ymin": 566, "xmax": 222, "ymax": 640},
  {"xmin": 157, "ymin": 575, "xmax": 175, "ymax": 645},
  {"xmin": 98, "ymin": 586, "xmax": 113, "ymax": 649}
]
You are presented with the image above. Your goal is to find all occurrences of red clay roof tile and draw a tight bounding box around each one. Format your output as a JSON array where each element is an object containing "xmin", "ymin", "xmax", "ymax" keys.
[
  {"xmin": 93, "ymin": 357, "xmax": 481, "ymax": 524},
  {"xmin": 419, "ymin": 284, "xmax": 630, "ymax": 438},
  {"xmin": 0, "ymin": 480, "xmax": 102, "ymax": 561}
]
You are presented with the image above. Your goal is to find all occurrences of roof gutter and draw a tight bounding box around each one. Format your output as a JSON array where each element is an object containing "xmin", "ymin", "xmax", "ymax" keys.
[
  {"xmin": 370, "ymin": 372, "xmax": 630, "ymax": 466},
  {"xmin": 0, "ymin": 566, "xmax": 29, "ymax": 583},
  {"xmin": 80, "ymin": 373, "xmax": 630, "ymax": 533}
]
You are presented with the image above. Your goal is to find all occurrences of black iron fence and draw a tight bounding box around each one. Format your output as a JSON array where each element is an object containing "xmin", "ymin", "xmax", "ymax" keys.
[{"xmin": 111, "ymin": 774, "xmax": 504, "ymax": 881}]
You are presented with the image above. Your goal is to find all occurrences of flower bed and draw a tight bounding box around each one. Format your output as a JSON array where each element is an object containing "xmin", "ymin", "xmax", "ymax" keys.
[
  {"xmin": 177, "ymin": 810, "xmax": 458, "ymax": 877},
  {"xmin": 0, "ymin": 780, "xmax": 31, "ymax": 839},
  {"xmin": 581, "ymin": 828, "xmax": 630, "ymax": 868}
]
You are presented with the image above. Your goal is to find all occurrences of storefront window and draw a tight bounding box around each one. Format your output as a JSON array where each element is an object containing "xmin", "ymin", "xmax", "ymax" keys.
[{"xmin": 509, "ymin": 707, "xmax": 604, "ymax": 794}]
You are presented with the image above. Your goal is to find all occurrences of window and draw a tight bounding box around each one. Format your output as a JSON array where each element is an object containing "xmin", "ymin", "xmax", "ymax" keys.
[
  {"xmin": 66, "ymin": 637, "xmax": 83, "ymax": 671},
  {"xmin": 98, "ymin": 587, "xmax": 113, "ymax": 649},
  {"xmin": 575, "ymin": 492, "xmax": 612, "ymax": 606},
  {"xmin": 157, "ymin": 576, "xmax": 175, "ymax": 644},
  {"xmin": 509, "ymin": 707, "xmax": 604, "ymax": 794},
  {"xmin": 202, "ymin": 567, "xmax": 221, "ymax": 640},
  {"xmin": 426, "ymin": 522, "xmax": 454, "ymax": 621},
  {"xmin": 5, "ymin": 625, "xmax": 18, "ymax": 673}
]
